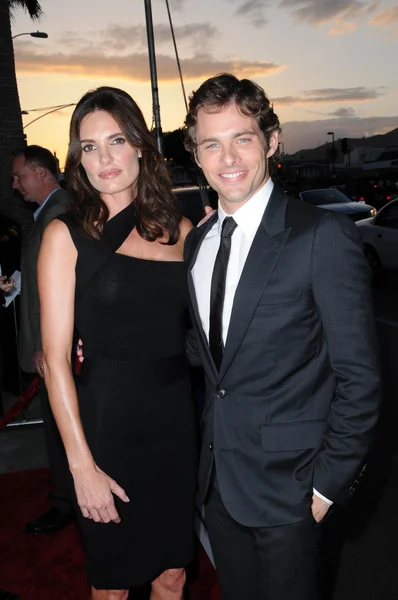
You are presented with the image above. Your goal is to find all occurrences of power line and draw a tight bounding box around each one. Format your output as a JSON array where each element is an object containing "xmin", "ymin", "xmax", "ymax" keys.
[
  {"xmin": 22, "ymin": 103, "xmax": 76, "ymax": 113},
  {"xmin": 23, "ymin": 104, "xmax": 76, "ymax": 129},
  {"xmin": 164, "ymin": 0, "xmax": 188, "ymax": 113}
]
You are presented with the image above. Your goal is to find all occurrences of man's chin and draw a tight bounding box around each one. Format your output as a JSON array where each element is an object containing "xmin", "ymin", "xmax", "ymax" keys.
[{"xmin": 220, "ymin": 191, "xmax": 252, "ymax": 206}]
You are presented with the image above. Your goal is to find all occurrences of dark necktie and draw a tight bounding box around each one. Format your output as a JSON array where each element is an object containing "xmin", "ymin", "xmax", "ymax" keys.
[{"xmin": 209, "ymin": 216, "xmax": 238, "ymax": 371}]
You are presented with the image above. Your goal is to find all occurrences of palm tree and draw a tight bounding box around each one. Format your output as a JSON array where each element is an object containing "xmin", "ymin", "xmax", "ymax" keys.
[{"xmin": 0, "ymin": 0, "xmax": 43, "ymax": 239}]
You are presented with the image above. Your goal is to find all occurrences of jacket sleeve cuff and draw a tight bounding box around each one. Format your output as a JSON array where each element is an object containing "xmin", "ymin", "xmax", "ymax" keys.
[{"xmin": 313, "ymin": 488, "xmax": 333, "ymax": 505}]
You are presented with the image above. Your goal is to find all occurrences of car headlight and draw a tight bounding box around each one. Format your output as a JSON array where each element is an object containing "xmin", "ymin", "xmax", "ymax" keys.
[{"xmin": 370, "ymin": 208, "xmax": 377, "ymax": 216}]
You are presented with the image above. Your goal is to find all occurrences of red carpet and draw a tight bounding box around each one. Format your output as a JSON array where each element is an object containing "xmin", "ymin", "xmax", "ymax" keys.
[{"xmin": 0, "ymin": 469, "xmax": 221, "ymax": 599}]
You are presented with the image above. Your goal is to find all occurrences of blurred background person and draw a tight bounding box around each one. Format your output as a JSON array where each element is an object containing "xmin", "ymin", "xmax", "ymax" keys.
[
  {"xmin": 0, "ymin": 215, "xmax": 21, "ymax": 400},
  {"xmin": 0, "ymin": 276, "xmax": 19, "ymax": 600},
  {"xmin": 11, "ymin": 146, "xmax": 74, "ymax": 534}
]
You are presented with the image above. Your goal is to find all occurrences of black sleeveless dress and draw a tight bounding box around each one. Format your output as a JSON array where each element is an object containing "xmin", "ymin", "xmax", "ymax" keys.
[{"xmin": 57, "ymin": 204, "xmax": 197, "ymax": 590}]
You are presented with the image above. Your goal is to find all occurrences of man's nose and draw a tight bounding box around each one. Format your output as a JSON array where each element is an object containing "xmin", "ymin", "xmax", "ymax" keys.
[
  {"xmin": 12, "ymin": 177, "xmax": 19, "ymax": 190},
  {"xmin": 222, "ymin": 145, "xmax": 238, "ymax": 166}
]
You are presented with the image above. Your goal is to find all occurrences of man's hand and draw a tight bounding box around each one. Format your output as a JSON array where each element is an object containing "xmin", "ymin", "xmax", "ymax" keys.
[
  {"xmin": 32, "ymin": 349, "xmax": 44, "ymax": 377},
  {"xmin": 311, "ymin": 493, "xmax": 330, "ymax": 523},
  {"xmin": 0, "ymin": 275, "xmax": 15, "ymax": 294}
]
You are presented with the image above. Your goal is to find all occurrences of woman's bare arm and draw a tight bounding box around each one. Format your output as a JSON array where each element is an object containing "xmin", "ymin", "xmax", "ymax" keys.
[
  {"xmin": 38, "ymin": 220, "xmax": 129, "ymax": 523},
  {"xmin": 179, "ymin": 216, "xmax": 193, "ymax": 249},
  {"xmin": 39, "ymin": 220, "xmax": 89, "ymax": 467}
]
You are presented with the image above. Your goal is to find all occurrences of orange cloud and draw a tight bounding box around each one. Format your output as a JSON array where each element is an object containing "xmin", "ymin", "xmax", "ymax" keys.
[
  {"xmin": 14, "ymin": 46, "xmax": 285, "ymax": 83},
  {"xmin": 280, "ymin": 0, "xmax": 380, "ymax": 26},
  {"xmin": 328, "ymin": 20, "xmax": 357, "ymax": 35},
  {"xmin": 369, "ymin": 6, "xmax": 398, "ymax": 30}
]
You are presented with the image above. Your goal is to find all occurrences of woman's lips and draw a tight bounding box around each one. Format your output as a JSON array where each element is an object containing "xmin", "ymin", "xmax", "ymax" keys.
[{"xmin": 99, "ymin": 169, "xmax": 121, "ymax": 179}]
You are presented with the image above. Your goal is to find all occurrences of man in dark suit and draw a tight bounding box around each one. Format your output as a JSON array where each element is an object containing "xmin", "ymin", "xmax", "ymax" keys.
[
  {"xmin": 11, "ymin": 146, "xmax": 74, "ymax": 534},
  {"xmin": 183, "ymin": 74, "xmax": 381, "ymax": 600}
]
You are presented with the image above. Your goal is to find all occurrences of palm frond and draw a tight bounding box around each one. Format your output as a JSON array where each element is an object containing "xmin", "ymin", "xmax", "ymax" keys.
[{"xmin": 9, "ymin": 0, "xmax": 43, "ymax": 20}]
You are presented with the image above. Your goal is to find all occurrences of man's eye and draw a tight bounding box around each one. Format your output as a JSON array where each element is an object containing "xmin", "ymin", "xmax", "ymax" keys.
[
  {"xmin": 205, "ymin": 143, "xmax": 219, "ymax": 150},
  {"xmin": 111, "ymin": 137, "xmax": 125, "ymax": 145},
  {"xmin": 238, "ymin": 137, "xmax": 250, "ymax": 144}
]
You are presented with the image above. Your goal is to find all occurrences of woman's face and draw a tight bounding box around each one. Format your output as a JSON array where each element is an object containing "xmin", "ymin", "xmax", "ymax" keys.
[{"xmin": 79, "ymin": 110, "xmax": 141, "ymax": 199}]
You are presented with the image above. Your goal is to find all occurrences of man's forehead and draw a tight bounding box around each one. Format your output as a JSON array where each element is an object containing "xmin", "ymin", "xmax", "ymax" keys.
[
  {"xmin": 195, "ymin": 105, "xmax": 260, "ymax": 142},
  {"xmin": 12, "ymin": 155, "xmax": 26, "ymax": 173}
]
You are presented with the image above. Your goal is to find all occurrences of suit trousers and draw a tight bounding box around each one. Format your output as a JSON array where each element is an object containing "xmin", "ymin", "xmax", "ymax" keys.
[
  {"xmin": 205, "ymin": 482, "xmax": 320, "ymax": 600},
  {"xmin": 40, "ymin": 381, "xmax": 73, "ymax": 514}
]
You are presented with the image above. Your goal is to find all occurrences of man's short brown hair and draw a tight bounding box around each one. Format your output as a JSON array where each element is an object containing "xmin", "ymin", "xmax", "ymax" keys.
[
  {"xmin": 184, "ymin": 73, "xmax": 281, "ymax": 153},
  {"xmin": 12, "ymin": 145, "xmax": 59, "ymax": 179}
]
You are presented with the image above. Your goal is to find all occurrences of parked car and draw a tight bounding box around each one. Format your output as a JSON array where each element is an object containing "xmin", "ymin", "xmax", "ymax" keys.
[
  {"xmin": 356, "ymin": 198, "xmax": 398, "ymax": 276},
  {"xmin": 299, "ymin": 189, "xmax": 376, "ymax": 221},
  {"xmin": 336, "ymin": 180, "xmax": 397, "ymax": 210}
]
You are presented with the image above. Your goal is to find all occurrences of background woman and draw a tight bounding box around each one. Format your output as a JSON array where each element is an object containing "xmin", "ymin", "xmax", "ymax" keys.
[{"xmin": 38, "ymin": 87, "xmax": 196, "ymax": 600}]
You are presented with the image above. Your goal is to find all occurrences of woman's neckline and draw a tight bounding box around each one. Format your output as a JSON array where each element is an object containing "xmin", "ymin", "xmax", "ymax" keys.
[{"xmin": 113, "ymin": 253, "xmax": 184, "ymax": 264}]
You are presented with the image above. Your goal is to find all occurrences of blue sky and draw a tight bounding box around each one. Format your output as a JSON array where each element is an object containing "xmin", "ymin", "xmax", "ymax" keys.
[{"xmin": 12, "ymin": 0, "xmax": 398, "ymax": 165}]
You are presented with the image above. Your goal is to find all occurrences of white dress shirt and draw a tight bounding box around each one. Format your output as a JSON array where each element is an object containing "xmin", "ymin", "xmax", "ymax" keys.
[
  {"xmin": 33, "ymin": 188, "xmax": 59, "ymax": 221},
  {"xmin": 192, "ymin": 178, "xmax": 274, "ymax": 345},
  {"xmin": 191, "ymin": 177, "xmax": 332, "ymax": 507}
]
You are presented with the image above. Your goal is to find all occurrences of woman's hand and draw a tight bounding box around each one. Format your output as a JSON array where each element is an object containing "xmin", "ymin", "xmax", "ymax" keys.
[
  {"xmin": 76, "ymin": 338, "xmax": 84, "ymax": 363},
  {"xmin": 197, "ymin": 205, "xmax": 215, "ymax": 226},
  {"xmin": 72, "ymin": 463, "xmax": 130, "ymax": 523}
]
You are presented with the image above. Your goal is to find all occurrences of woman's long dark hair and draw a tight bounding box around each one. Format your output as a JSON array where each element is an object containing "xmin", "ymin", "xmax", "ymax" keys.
[{"xmin": 65, "ymin": 86, "xmax": 181, "ymax": 244}]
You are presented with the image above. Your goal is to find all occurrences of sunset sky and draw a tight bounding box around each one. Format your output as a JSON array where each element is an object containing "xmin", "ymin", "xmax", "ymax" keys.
[{"xmin": 12, "ymin": 0, "xmax": 398, "ymax": 168}]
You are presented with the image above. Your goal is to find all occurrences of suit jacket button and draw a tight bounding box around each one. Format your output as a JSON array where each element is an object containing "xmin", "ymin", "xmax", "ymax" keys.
[
  {"xmin": 209, "ymin": 443, "xmax": 213, "ymax": 451},
  {"xmin": 217, "ymin": 389, "xmax": 226, "ymax": 399}
]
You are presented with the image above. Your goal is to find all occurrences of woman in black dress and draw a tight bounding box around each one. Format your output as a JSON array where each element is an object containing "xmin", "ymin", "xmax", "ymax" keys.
[{"xmin": 38, "ymin": 87, "xmax": 197, "ymax": 600}]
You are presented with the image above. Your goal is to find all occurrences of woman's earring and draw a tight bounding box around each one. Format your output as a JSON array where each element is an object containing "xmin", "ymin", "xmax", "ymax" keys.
[{"xmin": 138, "ymin": 151, "xmax": 142, "ymax": 159}]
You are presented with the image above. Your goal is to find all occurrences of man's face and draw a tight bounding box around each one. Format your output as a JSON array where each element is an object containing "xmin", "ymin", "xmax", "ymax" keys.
[
  {"xmin": 194, "ymin": 103, "xmax": 278, "ymax": 213},
  {"xmin": 11, "ymin": 154, "xmax": 44, "ymax": 203}
]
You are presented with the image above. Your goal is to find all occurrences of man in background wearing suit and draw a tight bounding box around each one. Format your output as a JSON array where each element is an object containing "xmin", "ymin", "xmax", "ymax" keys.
[
  {"xmin": 183, "ymin": 74, "xmax": 381, "ymax": 600},
  {"xmin": 11, "ymin": 146, "xmax": 74, "ymax": 534}
]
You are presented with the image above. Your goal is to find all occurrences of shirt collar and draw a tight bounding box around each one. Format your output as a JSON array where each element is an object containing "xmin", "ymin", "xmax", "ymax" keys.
[
  {"xmin": 33, "ymin": 188, "xmax": 59, "ymax": 221},
  {"xmin": 217, "ymin": 178, "xmax": 274, "ymax": 237}
]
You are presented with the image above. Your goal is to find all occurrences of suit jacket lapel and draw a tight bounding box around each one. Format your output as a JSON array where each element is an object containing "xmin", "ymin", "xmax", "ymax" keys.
[
  {"xmin": 24, "ymin": 189, "xmax": 60, "ymax": 246},
  {"xmin": 186, "ymin": 212, "xmax": 219, "ymax": 384},
  {"xmin": 219, "ymin": 187, "xmax": 291, "ymax": 380}
]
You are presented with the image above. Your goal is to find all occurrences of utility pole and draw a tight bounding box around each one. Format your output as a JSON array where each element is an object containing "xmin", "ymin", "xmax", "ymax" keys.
[{"xmin": 144, "ymin": 0, "xmax": 163, "ymax": 156}]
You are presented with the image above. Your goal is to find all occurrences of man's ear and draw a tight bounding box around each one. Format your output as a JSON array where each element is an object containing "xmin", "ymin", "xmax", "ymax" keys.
[
  {"xmin": 37, "ymin": 167, "xmax": 46, "ymax": 180},
  {"xmin": 194, "ymin": 148, "xmax": 202, "ymax": 169},
  {"xmin": 266, "ymin": 130, "xmax": 279, "ymax": 159}
]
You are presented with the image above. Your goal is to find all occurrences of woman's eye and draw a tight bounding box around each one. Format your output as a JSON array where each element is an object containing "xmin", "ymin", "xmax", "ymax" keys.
[
  {"xmin": 82, "ymin": 144, "xmax": 95, "ymax": 152},
  {"xmin": 111, "ymin": 137, "xmax": 125, "ymax": 145}
]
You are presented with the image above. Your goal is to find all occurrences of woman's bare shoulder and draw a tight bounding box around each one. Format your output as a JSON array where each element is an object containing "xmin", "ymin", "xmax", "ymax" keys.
[
  {"xmin": 42, "ymin": 218, "xmax": 76, "ymax": 254},
  {"xmin": 43, "ymin": 217, "xmax": 72, "ymax": 238},
  {"xmin": 179, "ymin": 216, "xmax": 193, "ymax": 242}
]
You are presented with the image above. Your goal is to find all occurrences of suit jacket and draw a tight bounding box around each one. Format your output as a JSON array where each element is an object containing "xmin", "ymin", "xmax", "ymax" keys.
[
  {"xmin": 19, "ymin": 189, "xmax": 70, "ymax": 372},
  {"xmin": 184, "ymin": 185, "xmax": 381, "ymax": 528}
]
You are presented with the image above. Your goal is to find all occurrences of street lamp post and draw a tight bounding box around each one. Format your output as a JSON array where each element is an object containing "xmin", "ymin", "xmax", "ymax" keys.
[
  {"xmin": 327, "ymin": 131, "xmax": 336, "ymax": 177},
  {"xmin": 12, "ymin": 31, "xmax": 48, "ymax": 40},
  {"xmin": 144, "ymin": 0, "xmax": 163, "ymax": 156}
]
